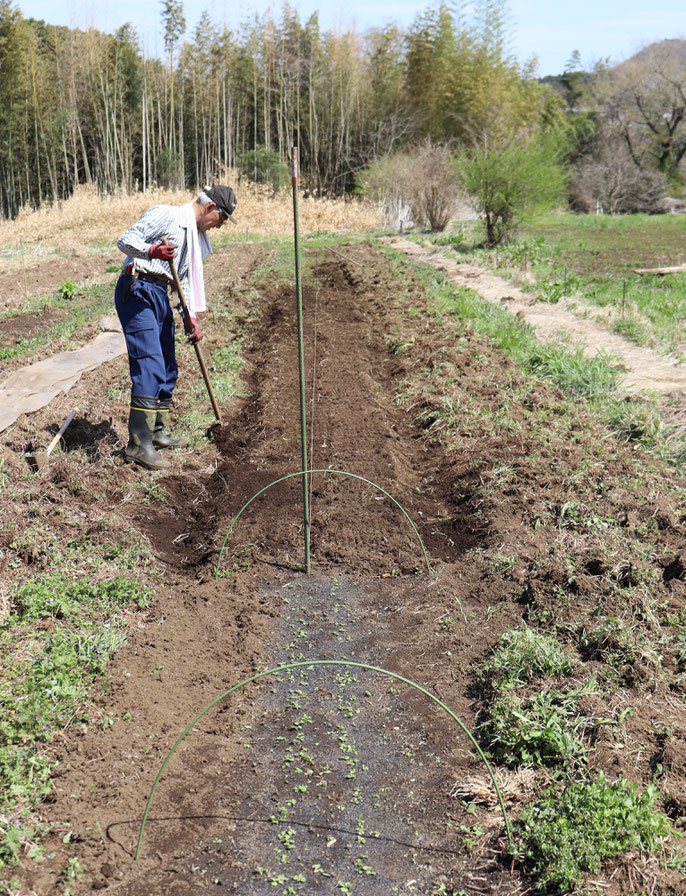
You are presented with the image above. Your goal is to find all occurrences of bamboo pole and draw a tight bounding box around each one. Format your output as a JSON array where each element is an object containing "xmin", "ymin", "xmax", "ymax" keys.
[{"xmin": 291, "ymin": 131, "xmax": 311, "ymax": 574}]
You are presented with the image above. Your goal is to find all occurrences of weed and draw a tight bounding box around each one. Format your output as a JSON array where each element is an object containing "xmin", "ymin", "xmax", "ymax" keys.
[
  {"xmin": 673, "ymin": 634, "xmax": 686, "ymax": 671},
  {"xmin": 480, "ymin": 681, "xmax": 597, "ymax": 768},
  {"xmin": 477, "ymin": 625, "xmax": 573, "ymax": 689},
  {"xmin": 12, "ymin": 574, "xmax": 150, "ymax": 621},
  {"xmin": 57, "ymin": 279, "xmax": 78, "ymax": 300},
  {"xmin": 538, "ymin": 271, "xmax": 580, "ymax": 304},
  {"xmin": 59, "ymin": 855, "xmax": 85, "ymax": 895},
  {"xmin": 0, "ymin": 573, "xmax": 150, "ymax": 867},
  {"xmin": 578, "ymin": 618, "xmax": 646, "ymax": 669},
  {"xmin": 606, "ymin": 396, "xmax": 665, "ymax": 449},
  {"xmin": 513, "ymin": 773, "xmax": 672, "ymax": 893},
  {"xmin": 524, "ymin": 344, "xmax": 620, "ymax": 402},
  {"xmin": 611, "ymin": 314, "xmax": 649, "ymax": 345}
]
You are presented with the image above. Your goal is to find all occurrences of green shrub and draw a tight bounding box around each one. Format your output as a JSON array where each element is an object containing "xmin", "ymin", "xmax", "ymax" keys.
[
  {"xmin": 458, "ymin": 134, "xmax": 567, "ymax": 246},
  {"xmin": 514, "ymin": 773, "xmax": 672, "ymax": 893}
]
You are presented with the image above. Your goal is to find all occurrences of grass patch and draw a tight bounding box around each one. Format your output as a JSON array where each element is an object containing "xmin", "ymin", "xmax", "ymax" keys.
[
  {"xmin": 207, "ymin": 342, "xmax": 250, "ymax": 403},
  {"xmin": 0, "ymin": 572, "xmax": 152, "ymax": 869},
  {"xmin": 437, "ymin": 214, "xmax": 686, "ymax": 357},
  {"xmin": 513, "ymin": 773, "xmax": 673, "ymax": 893},
  {"xmin": 477, "ymin": 625, "xmax": 573, "ymax": 690},
  {"xmin": 397, "ymin": 257, "xmax": 686, "ymax": 464}
]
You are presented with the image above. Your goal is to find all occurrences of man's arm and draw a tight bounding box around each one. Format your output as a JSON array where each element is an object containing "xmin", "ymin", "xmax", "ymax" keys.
[
  {"xmin": 117, "ymin": 206, "xmax": 176, "ymax": 260},
  {"xmin": 118, "ymin": 205, "xmax": 196, "ymax": 327}
]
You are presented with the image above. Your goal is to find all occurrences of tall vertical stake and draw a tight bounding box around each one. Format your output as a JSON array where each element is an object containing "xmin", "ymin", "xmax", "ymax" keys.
[
  {"xmin": 291, "ymin": 130, "xmax": 311, "ymax": 573},
  {"xmin": 20, "ymin": 238, "xmax": 29, "ymax": 306}
]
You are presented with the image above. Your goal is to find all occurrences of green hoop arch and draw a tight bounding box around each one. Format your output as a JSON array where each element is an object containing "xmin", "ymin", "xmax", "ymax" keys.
[
  {"xmin": 214, "ymin": 469, "xmax": 432, "ymax": 577},
  {"xmin": 135, "ymin": 659, "xmax": 512, "ymax": 861}
]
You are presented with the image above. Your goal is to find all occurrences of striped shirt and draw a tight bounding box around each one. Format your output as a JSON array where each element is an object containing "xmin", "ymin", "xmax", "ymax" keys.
[{"xmin": 117, "ymin": 204, "xmax": 197, "ymax": 309}]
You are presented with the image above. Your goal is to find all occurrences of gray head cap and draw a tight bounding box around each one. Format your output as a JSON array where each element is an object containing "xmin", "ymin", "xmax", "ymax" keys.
[{"xmin": 202, "ymin": 184, "xmax": 237, "ymax": 224}]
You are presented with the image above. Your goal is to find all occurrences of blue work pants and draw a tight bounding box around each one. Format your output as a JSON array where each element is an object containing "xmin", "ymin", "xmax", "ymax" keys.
[{"xmin": 114, "ymin": 273, "xmax": 177, "ymax": 400}]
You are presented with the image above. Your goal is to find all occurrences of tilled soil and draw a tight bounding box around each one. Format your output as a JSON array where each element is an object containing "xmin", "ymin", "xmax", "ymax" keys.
[
  {"xmin": 2, "ymin": 241, "xmax": 686, "ymax": 895},
  {"xmin": 103, "ymin": 248, "xmax": 511, "ymax": 894},
  {"xmin": 0, "ymin": 249, "xmax": 116, "ymax": 314}
]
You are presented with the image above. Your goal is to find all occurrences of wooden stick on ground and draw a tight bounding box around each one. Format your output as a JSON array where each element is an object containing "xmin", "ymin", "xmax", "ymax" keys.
[{"xmin": 633, "ymin": 264, "xmax": 686, "ymax": 275}]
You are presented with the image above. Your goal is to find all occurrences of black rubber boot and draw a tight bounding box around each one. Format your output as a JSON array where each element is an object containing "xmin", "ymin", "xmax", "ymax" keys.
[
  {"xmin": 152, "ymin": 398, "xmax": 188, "ymax": 449},
  {"xmin": 125, "ymin": 396, "xmax": 171, "ymax": 470}
]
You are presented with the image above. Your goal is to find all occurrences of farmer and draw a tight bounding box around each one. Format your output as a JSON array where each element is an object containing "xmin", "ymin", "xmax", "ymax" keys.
[{"xmin": 114, "ymin": 185, "xmax": 237, "ymax": 470}]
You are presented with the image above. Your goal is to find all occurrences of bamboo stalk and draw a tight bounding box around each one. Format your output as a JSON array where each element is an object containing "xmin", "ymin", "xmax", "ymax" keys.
[{"xmin": 291, "ymin": 132, "xmax": 311, "ymax": 574}]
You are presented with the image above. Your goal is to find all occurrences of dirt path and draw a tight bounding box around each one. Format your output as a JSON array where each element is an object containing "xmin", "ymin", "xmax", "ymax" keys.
[{"xmin": 386, "ymin": 237, "xmax": 686, "ymax": 396}]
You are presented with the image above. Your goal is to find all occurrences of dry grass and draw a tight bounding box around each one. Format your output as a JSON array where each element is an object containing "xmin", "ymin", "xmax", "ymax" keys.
[
  {"xmin": 0, "ymin": 175, "xmax": 380, "ymax": 253},
  {"xmin": 451, "ymin": 768, "xmax": 539, "ymax": 808}
]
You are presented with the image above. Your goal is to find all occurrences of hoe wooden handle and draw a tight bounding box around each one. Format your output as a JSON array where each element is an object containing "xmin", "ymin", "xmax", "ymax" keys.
[
  {"xmin": 161, "ymin": 240, "xmax": 221, "ymax": 422},
  {"xmin": 45, "ymin": 409, "xmax": 77, "ymax": 456}
]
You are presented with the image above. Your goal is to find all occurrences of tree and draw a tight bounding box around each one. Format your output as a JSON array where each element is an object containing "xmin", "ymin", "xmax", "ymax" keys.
[
  {"xmin": 405, "ymin": 3, "xmax": 463, "ymax": 140},
  {"xmin": 160, "ymin": 0, "xmax": 186, "ymax": 186},
  {"xmin": 237, "ymin": 147, "xmax": 289, "ymax": 191},
  {"xmin": 459, "ymin": 134, "xmax": 566, "ymax": 245},
  {"xmin": 363, "ymin": 26, "xmax": 412, "ymax": 158},
  {"xmin": 599, "ymin": 41, "xmax": 686, "ymax": 181},
  {"xmin": 569, "ymin": 133, "xmax": 665, "ymax": 213}
]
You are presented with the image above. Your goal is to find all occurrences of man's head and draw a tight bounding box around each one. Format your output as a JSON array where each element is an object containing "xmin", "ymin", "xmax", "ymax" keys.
[{"xmin": 194, "ymin": 185, "xmax": 238, "ymax": 232}]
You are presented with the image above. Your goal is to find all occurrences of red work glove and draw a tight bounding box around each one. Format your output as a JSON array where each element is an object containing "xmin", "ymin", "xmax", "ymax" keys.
[
  {"xmin": 184, "ymin": 315, "xmax": 202, "ymax": 343},
  {"xmin": 148, "ymin": 243, "xmax": 176, "ymax": 261}
]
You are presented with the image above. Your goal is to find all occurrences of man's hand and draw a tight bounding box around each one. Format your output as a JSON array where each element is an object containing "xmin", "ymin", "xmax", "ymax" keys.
[
  {"xmin": 149, "ymin": 243, "xmax": 176, "ymax": 261},
  {"xmin": 184, "ymin": 315, "xmax": 202, "ymax": 343}
]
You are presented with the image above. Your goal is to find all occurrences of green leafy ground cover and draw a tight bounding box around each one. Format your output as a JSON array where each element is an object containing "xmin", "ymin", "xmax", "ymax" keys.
[{"xmin": 0, "ymin": 540, "xmax": 153, "ymax": 875}]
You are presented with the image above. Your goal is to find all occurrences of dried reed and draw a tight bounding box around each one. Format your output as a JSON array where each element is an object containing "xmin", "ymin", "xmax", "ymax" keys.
[{"xmin": 0, "ymin": 177, "xmax": 380, "ymax": 252}]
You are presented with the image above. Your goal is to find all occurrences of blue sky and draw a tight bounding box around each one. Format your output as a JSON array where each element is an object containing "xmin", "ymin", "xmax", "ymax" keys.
[{"xmin": 14, "ymin": 0, "xmax": 685, "ymax": 76}]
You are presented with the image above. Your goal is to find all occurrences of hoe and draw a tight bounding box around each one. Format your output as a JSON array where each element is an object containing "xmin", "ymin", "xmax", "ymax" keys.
[{"xmin": 27, "ymin": 408, "xmax": 77, "ymax": 471}]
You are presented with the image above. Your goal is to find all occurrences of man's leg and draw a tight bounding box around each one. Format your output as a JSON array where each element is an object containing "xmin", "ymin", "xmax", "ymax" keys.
[
  {"xmin": 115, "ymin": 279, "xmax": 171, "ymax": 470},
  {"xmin": 152, "ymin": 294, "xmax": 186, "ymax": 448}
]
